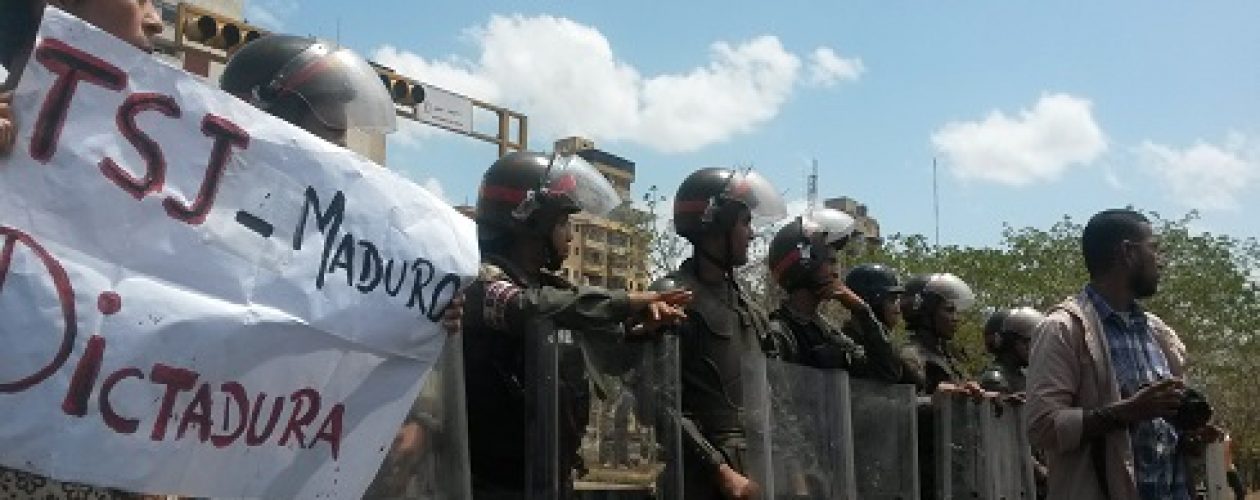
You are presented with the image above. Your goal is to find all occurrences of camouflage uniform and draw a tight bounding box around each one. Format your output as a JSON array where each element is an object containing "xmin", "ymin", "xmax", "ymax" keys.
[{"xmin": 462, "ymin": 253, "xmax": 632, "ymax": 498}]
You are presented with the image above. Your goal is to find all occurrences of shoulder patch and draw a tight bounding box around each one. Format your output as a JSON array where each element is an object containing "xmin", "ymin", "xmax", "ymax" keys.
[{"xmin": 482, "ymin": 279, "xmax": 521, "ymax": 330}]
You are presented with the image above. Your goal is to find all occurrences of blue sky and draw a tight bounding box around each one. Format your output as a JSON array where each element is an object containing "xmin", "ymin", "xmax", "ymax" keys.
[{"xmin": 246, "ymin": 1, "xmax": 1260, "ymax": 246}]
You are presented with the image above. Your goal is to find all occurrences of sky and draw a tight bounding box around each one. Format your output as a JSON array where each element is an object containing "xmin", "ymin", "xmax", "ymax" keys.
[{"xmin": 244, "ymin": 0, "xmax": 1260, "ymax": 247}]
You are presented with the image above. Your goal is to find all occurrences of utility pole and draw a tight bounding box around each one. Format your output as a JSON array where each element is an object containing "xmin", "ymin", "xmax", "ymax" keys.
[{"xmin": 933, "ymin": 157, "xmax": 941, "ymax": 248}]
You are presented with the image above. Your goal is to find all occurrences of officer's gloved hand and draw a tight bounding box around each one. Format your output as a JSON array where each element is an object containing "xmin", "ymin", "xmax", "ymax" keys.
[{"xmin": 0, "ymin": 91, "xmax": 14, "ymax": 155}]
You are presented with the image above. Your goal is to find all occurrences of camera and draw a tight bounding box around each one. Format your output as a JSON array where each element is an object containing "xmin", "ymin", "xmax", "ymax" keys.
[{"xmin": 1169, "ymin": 387, "xmax": 1213, "ymax": 431}]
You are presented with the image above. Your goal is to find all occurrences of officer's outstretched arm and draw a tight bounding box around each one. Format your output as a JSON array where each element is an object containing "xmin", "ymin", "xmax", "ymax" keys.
[{"xmin": 477, "ymin": 279, "xmax": 689, "ymax": 334}]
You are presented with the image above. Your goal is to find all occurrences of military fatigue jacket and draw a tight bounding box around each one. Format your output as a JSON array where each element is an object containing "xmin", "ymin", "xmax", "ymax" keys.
[
  {"xmin": 462, "ymin": 253, "xmax": 632, "ymax": 492},
  {"xmin": 665, "ymin": 258, "xmax": 773, "ymax": 497},
  {"xmin": 900, "ymin": 330, "xmax": 967, "ymax": 395}
]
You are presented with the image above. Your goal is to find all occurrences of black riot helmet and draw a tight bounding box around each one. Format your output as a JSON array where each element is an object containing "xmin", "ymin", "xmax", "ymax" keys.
[
  {"xmin": 844, "ymin": 263, "xmax": 905, "ymax": 307},
  {"xmin": 475, "ymin": 151, "xmax": 619, "ymax": 267},
  {"xmin": 767, "ymin": 209, "xmax": 856, "ymax": 291},
  {"xmin": 984, "ymin": 307, "xmax": 1045, "ymax": 355},
  {"xmin": 220, "ymin": 34, "xmax": 396, "ymax": 142},
  {"xmin": 673, "ymin": 168, "xmax": 786, "ymax": 239},
  {"xmin": 901, "ymin": 273, "xmax": 976, "ymax": 330}
]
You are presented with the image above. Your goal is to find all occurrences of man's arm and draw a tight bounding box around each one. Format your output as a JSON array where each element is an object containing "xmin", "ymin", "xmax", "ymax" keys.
[
  {"xmin": 472, "ymin": 277, "xmax": 687, "ymax": 335},
  {"xmin": 1025, "ymin": 314, "xmax": 1088, "ymax": 452},
  {"xmin": 1026, "ymin": 313, "xmax": 1185, "ymax": 451}
]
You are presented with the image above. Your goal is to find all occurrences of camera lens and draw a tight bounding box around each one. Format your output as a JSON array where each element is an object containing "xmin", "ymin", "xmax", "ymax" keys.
[{"xmin": 1171, "ymin": 388, "xmax": 1213, "ymax": 431}]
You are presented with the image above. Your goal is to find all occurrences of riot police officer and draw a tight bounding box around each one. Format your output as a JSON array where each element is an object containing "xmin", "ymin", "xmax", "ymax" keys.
[
  {"xmin": 844, "ymin": 263, "xmax": 905, "ymax": 332},
  {"xmin": 662, "ymin": 167, "xmax": 787, "ymax": 500},
  {"xmin": 765, "ymin": 210, "xmax": 901, "ymax": 382},
  {"xmin": 899, "ymin": 272, "xmax": 978, "ymax": 395},
  {"xmin": 220, "ymin": 34, "xmax": 398, "ymax": 148},
  {"xmin": 461, "ymin": 151, "xmax": 690, "ymax": 498},
  {"xmin": 978, "ymin": 307, "xmax": 1046, "ymax": 394}
]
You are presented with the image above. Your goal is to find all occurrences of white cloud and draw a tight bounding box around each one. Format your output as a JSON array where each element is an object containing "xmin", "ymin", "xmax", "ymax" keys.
[
  {"xmin": 931, "ymin": 93, "xmax": 1108, "ymax": 187},
  {"xmin": 1135, "ymin": 133, "xmax": 1259, "ymax": 211},
  {"xmin": 372, "ymin": 15, "xmax": 860, "ymax": 153},
  {"xmin": 1101, "ymin": 163, "xmax": 1127, "ymax": 191},
  {"xmin": 243, "ymin": 0, "xmax": 297, "ymax": 32},
  {"xmin": 806, "ymin": 47, "xmax": 864, "ymax": 87}
]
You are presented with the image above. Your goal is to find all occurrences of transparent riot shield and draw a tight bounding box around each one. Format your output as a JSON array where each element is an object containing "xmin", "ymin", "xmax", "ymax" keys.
[
  {"xmin": 755, "ymin": 359, "xmax": 857, "ymax": 499},
  {"xmin": 525, "ymin": 320, "xmax": 563, "ymax": 499},
  {"xmin": 571, "ymin": 331, "xmax": 683, "ymax": 499},
  {"xmin": 364, "ymin": 336, "xmax": 472, "ymax": 499},
  {"xmin": 742, "ymin": 350, "xmax": 775, "ymax": 498},
  {"xmin": 934, "ymin": 393, "xmax": 1035, "ymax": 500},
  {"xmin": 984, "ymin": 402, "xmax": 1036, "ymax": 500},
  {"xmin": 935, "ymin": 392, "xmax": 987, "ymax": 500},
  {"xmin": 849, "ymin": 379, "xmax": 919, "ymax": 500},
  {"xmin": 1203, "ymin": 440, "xmax": 1230, "ymax": 500}
]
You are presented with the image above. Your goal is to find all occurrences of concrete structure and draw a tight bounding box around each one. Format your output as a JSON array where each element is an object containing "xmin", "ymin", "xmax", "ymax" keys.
[
  {"xmin": 825, "ymin": 196, "xmax": 882, "ymax": 249},
  {"xmin": 554, "ymin": 137, "xmax": 649, "ymax": 292}
]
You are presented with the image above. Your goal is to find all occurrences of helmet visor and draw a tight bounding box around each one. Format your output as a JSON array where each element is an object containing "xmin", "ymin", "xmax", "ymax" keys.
[
  {"xmin": 725, "ymin": 170, "xmax": 787, "ymax": 228},
  {"xmin": 924, "ymin": 273, "xmax": 976, "ymax": 311},
  {"xmin": 544, "ymin": 153, "xmax": 621, "ymax": 217},
  {"xmin": 803, "ymin": 208, "xmax": 856, "ymax": 247},
  {"xmin": 269, "ymin": 41, "xmax": 398, "ymax": 133}
]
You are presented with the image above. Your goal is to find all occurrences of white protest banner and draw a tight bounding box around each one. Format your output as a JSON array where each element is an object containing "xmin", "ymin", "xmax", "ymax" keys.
[{"xmin": 0, "ymin": 8, "xmax": 477, "ymax": 499}]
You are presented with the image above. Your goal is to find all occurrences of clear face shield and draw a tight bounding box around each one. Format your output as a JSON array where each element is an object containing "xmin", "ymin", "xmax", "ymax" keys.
[
  {"xmin": 802, "ymin": 208, "xmax": 857, "ymax": 249},
  {"xmin": 511, "ymin": 153, "xmax": 622, "ymax": 221},
  {"xmin": 546, "ymin": 153, "xmax": 621, "ymax": 216},
  {"xmin": 718, "ymin": 170, "xmax": 787, "ymax": 229},
  {"xmin": 264, "ymin": 40, "xmax": 398, "ymax": 134}
]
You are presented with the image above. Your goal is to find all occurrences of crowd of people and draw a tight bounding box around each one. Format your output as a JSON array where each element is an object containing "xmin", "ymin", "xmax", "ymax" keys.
[{"xmin": 0, "ymin": 2, "xmax": 1247, "ymax": 500}]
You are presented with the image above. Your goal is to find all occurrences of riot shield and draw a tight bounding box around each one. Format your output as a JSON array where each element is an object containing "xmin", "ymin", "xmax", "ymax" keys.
[
  {"xmin": 984, "ymin": 402, "xmax": 1036, "ymax": 499},
  {"xmin": 525, "ymin": 320, "xmax": 563, "ymax": 499},
  {"xmin": 933, "ymin": 393, "xmax": 1035, "ymax": 500},
  {"xmin": 364, "ymin": 336, "xmax": 472, "ymax": 499},
  {"xmin": 849, "ymin": 379, "xmax": 919, "ymax": 500},
  {"xmin": 754, "ymin": 359, "xmax": 857, "ymax": 499},
  {"xmin": 572, "ymin": 331, "xmax": 683, "ymax": 499},
  {"xmin": 1203, "ymin": 440, "xmax": 1230, "ymax": 500}
]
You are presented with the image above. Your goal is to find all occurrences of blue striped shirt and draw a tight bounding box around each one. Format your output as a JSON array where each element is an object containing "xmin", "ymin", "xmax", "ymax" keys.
[{"xmin": 1085, "ymin": 286, "xmax": 1187, "ymax": 500}]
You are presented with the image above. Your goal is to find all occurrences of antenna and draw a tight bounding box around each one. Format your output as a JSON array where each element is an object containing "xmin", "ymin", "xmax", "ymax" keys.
[{"xmin": 807, "ymin": 158, "xmax": 818, "ymax": 215}]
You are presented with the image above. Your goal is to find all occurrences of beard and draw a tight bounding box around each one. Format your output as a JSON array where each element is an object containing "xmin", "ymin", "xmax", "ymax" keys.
[{"xmin": 1130, "ymin": 269, "xmax": 1160, "ymax": 299}]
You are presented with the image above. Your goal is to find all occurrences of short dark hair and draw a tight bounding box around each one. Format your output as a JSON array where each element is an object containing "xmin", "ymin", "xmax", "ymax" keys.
[{"xmin": 1082, "ymin": 209, "xmax": 1149, "ymax": 277}]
